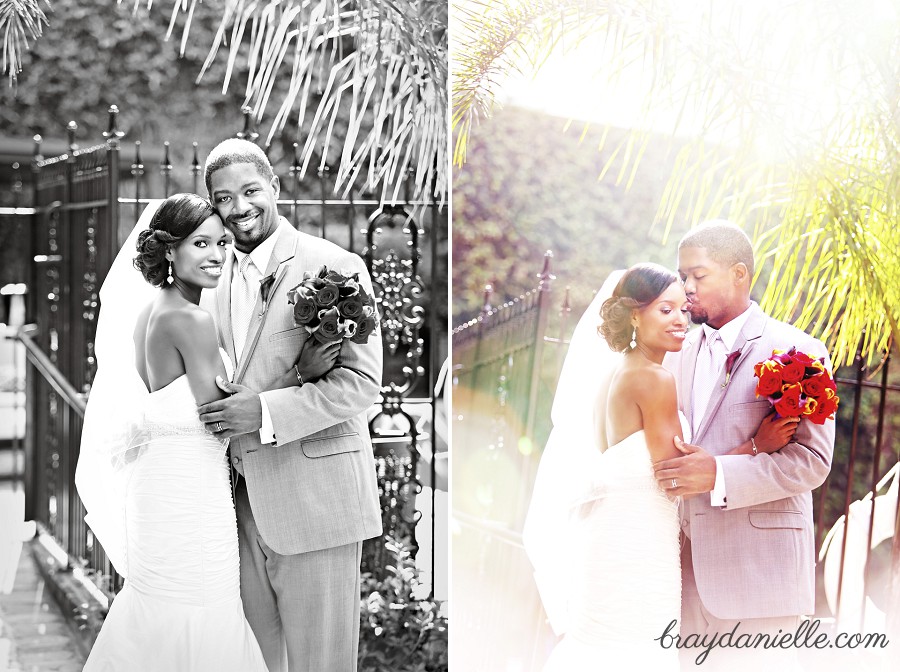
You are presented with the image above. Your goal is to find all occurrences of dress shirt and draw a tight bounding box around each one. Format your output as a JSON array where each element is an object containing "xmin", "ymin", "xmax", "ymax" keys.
[
  {"xmin": 231, "ymin": 226, "xmax": 283, "ymax": 445},
  {"xmin": 699, "ymin": 304, "xmax": 754, "ymax": 508}
]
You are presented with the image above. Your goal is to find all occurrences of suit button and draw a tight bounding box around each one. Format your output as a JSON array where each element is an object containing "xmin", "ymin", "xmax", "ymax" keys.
[
  {"xmin": 232, "ymin": 456, "xmax": 241, "ymax": 465},
  {"xmin": 681, "ymin": 519, "xmax": 688, "ymax": 527}
]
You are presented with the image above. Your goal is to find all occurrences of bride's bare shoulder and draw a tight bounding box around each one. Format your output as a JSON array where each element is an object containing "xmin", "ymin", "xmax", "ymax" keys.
[
  {"xmin": 613, "ymin": 361, "xmax": 676, "ymax": 402},
  {"xmin": 151, "ymin": 302, "xmax": 215, "ymax": 342}
]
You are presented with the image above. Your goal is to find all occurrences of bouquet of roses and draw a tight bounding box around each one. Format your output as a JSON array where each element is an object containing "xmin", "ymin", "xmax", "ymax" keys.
[
  {"xmin": 753, "ymin": 347, "xmax": 839, "ymax": 425},
  {"xmin": 286, "ymin": 265, "xmax": 378, "ymax": 344}
]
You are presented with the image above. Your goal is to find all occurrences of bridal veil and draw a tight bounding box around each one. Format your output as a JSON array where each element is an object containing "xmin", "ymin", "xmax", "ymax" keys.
[
  {"xmin": 75, "ymin": 200, "xmax": 163, "ymax": 577},
  {"xmin": 522, "ymin": 270, "xmax": 624, "ymax": 635}
]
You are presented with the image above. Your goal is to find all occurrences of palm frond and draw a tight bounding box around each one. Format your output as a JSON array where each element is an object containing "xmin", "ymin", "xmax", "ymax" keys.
[
  {"xmin": 0, "ymin": 0, "xmax": 50, "ymax": 84},
  {"xmin": 156, "ymin": 0, "xmax": 447, "ymax": 207},
  {"xmin": 456, "ymin": 0, "xmax": 900, "ymax": 366}
]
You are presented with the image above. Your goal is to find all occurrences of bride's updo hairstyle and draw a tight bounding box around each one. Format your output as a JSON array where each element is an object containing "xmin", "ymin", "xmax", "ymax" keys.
[
  {"xmin": 134, "ymin": 194, "xmax": 216, "ymax": 287},
  {"xmin": 599, "ymin": 263, "xmax": 679, "ymax": 352}
]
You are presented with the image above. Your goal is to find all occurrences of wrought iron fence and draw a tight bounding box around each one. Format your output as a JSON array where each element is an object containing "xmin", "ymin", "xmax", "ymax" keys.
[
  {"xmin": 451, "ymin": 254, "xmax": 900, "ymax": 670},
  {"xmin": 12, "ymin": 105, "xmax": 447, "ymax": 599}
]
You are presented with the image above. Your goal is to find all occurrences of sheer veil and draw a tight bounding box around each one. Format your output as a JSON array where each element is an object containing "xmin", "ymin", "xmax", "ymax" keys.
[
  {"xmin": 522, "ymin": 270, "xmax": 625, "ymax": 636},
  {"xmin": 75, "ymin": 200, "xmax": 163, "ymax": 577}
]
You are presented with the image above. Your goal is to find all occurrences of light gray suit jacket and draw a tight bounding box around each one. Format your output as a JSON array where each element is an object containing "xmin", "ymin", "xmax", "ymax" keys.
[
  {"xmin": 201, "ymin": 220, "xmax": 383, "ymax": 555},
  {"xmin": 664, "ymin": 303, "xmax": 834, "ymax": 619}
]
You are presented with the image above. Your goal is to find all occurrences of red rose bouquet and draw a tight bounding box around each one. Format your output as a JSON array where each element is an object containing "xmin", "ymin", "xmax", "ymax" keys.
[
  {"xmin": 286, "ymin": 266, "xmax": 378, "ymax": 344},
  {"xmin": 753, "ymin": 347, "xmax": 839, "ymax": 425}
]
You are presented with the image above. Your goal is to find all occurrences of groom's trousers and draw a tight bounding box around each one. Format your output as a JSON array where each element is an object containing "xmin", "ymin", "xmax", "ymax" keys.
[
  {"xmin": 234, "ymin": 475, "xmax": 363, "ymax": 672},
  {"xmin": 679, "ymin": 538, "xmax": 801, "ymax": 672}
]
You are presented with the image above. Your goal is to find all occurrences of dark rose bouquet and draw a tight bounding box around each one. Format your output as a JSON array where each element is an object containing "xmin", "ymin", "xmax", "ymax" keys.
[
  {"xmin": 286, "ymin": 265, "xmax": 377, "ymax": 344},
  {"xmin": 753, "ymin": 347, "xmax": 839, "ymax": 425}
]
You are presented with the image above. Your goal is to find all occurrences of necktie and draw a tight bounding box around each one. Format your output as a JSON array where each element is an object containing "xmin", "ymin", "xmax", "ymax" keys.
[
  {"xmin": 693, "ymin": 331, "xmax": 725, "ymax": 431},
  {"xmin": 233, "ymin": 255, "xmax": 261, "ymax": 362}
]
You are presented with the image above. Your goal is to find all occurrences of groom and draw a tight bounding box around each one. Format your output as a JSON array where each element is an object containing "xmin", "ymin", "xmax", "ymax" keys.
[
  {"xmin": 197, "ymin": 138, "xmax": 383, "ymax": 672},
  {"xmin": 655, "ymin": 220, "xmax": 835, "ymax": 669}
]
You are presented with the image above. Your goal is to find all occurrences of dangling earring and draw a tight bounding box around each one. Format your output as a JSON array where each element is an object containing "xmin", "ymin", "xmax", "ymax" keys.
[
  {"xmin": 630, "ymin": 327, "xmax": 637, "ymax": 349},
  {"xmin": 167, "ymin": 262, "xmax": 174, "ymax": 284}
]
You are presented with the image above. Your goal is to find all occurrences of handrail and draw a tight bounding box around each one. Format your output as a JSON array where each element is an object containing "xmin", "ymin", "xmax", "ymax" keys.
[
  {"xmin": 12, "ymin": 325, "xmax": 87, "ymax": 417},
  {"xmin": 453, "ymin": 510, "xmax": 525, "ymax": 549}
]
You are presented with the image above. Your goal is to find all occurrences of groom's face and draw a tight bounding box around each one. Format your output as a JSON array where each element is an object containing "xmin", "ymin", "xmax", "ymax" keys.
[
  {"xmin": 678, "ymin": 245, "xmax": 742, "ymax": 329},
  {"xmin": 210, "ymin": 162, "xmax": 280, "ymax": 254}
]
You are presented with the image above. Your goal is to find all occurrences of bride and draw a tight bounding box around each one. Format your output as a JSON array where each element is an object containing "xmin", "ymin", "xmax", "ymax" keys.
[
  {"xmin": 524, "ymin": 263, "xmax": 791, "ymax": 670},
  {"xmin": 75, "ymin": 195, "xmax": 335, "ymax": 671}
]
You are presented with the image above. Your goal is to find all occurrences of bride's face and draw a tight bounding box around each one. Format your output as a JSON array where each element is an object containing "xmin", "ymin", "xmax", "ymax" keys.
[
  {"xmin": 633, "ymin": 282, "xmax": 689, "ymax": 352},
  {"xmin": 167, "ymin": 215, "xmax": 228, "ymax": 289}
]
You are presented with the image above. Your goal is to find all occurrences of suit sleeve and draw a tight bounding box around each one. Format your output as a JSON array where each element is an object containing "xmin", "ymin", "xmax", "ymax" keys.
[
  {"xmin": 258, "ymin": 251, "xmax": 383, "ymax": 444},
  {"xmin": 718, "ymin": 336, "xmax": 834, "ymax": 509}
]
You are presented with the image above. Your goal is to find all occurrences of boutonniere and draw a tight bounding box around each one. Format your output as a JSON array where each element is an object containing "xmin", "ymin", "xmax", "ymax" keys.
[
  {"xmin": 259, "ymin": 273, "xmax": 277, "ymax": 314},
  {"xmin": 721, "ymin": 349, "xmax": 742, "ymax": 388}
]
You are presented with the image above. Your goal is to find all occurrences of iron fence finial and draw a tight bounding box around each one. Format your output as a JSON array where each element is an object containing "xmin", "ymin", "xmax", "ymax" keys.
[
  {"xmin": 237, "ymin": 106, "xmax": 259, "ymax": 143},
  {"xmin": 481, "ymin": 284, "xmax": 493, "ymax": 316},
  {"xmin": 103, "ymin": 105, "xmax": 124, "ymax": 149},
  {"xmin": 538, "ymin": 250, "xmax": 555, "ymax": 291},
  {"xmin": 131, "ymin": 141, "xmax": 144, "ymax": 177},
  {"xmin": 191, "ymin": 142, "xmax": 201, "ymax": 193},
  {"xmin": 67, "ymin": 121, "xmax": 78, "ymax": 158},
  {"xmin": 32, "ymin": 134, "xmax": 43, "ymax": 166}
]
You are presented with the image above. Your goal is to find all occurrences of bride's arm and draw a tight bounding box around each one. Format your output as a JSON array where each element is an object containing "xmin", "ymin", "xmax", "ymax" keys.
[
  {"xmin": 169, "ymin": 308, "xmax": 230, "ymax": 405},
  {"xmin": 632, "ymin": 367, "xmax": 684, "ymax": 464}
]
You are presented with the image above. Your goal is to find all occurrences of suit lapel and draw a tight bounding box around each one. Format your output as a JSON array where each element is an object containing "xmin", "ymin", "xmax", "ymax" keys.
[
  {"xmin": 234, "ymin": 222, "xmax": 299, "ymax": 383},
  {"xmin": 695, "ymin": 304, "xmax": 767, "ymax": 442}
]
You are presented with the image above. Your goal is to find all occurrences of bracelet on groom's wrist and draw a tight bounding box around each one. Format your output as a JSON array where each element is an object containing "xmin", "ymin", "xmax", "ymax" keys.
[
  {"xmin": 294, "ymin": 365, "xmax": 305, "ymax": 386},
  {"xmin": 750, "ymin": 437, "xmax": 759, "ymax": 455}
]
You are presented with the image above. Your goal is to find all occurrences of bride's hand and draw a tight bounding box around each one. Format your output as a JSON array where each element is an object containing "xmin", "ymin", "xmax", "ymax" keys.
[
  {"xmin": 753, "ymin": 413, "xmax": 801, "ymax": 453},
  {"xmin": 295, "ymin": 339, "xmax": 341, "ymax": 383}
]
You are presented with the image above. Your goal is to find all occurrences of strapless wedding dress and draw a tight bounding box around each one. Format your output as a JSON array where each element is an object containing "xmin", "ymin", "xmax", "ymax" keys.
[
  {"xmin": 543, "ymin": 429, "xmax": 682, "ymax": 671},
  {"xmin": 83, "ymin": 362, "xmax": 268, "ymax": 672}
]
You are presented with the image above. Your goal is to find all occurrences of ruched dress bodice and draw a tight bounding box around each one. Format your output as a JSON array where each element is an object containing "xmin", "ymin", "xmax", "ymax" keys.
[
  {"xmin": 83, "ymin": 364, "xmax": 268, "ymax": 672},
  {"xmin": 544, "ymin": 430, "xmax": 682, "ymax": 671},
  {"xmin": 126, "ymin": 375, "xmax": 239, "ymax": 605}
]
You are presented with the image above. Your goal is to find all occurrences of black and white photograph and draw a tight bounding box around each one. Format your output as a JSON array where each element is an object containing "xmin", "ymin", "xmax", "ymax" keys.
[{"xmin": 0, "ymin": 1, "xmax": 447, "ymax": 670}]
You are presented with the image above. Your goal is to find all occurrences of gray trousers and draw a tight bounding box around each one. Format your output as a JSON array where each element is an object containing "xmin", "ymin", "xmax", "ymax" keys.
[
  {"xmin": 234, "ymin": 476, "xmax": 362, "ymax": 672},
  {"xmin": 680, "ymin": 538, "xmax": 801, "ymax": 672}
]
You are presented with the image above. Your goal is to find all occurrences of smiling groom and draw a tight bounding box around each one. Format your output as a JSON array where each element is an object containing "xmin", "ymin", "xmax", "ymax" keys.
[{"xmin": 197, "ymin": 138, "xmax": 383, "ymax": 672}]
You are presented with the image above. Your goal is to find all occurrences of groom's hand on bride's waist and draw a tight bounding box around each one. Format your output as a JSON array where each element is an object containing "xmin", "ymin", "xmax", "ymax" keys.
[
  {"xmin": 654, "ymin": 437, "xmax": 716, "ymax": 497},
  {"xmin": 198, "ymin": 378, "xmax": 263, "ymax": 439}
]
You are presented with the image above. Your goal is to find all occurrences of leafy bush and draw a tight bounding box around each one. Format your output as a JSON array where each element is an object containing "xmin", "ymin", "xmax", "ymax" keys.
[{"xmin": 359, "ymin": 537, "xmax": 448, "ymax": 672}]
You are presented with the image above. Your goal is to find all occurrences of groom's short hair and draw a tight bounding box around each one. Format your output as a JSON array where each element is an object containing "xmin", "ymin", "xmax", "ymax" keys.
[
  {"xmin": 679, "ymin": 220, "xmax": 755, "ymax": 276},
  {"xmin": 204, "ymin": 139, "xmax": 275, "ymax": 196}
]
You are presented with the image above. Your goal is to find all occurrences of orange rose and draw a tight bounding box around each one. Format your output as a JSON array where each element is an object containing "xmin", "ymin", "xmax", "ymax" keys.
[
  {"xmin": 781, "ymin": 358, "xmax": 806, "ymax": 384},
  {"xmin": 774, "ymin": 383, "xmax": 804, "ymax": 417},
  {"xmin": 807, "ymin": 393, "xmax": 838, "ymax": 425},
  {"xmin": 801, "ymin": 374, "xmax": 827, "ymax": 398},
  {"xmin": 801, "ymin": 396, "xmax": 818, "ymax": 416},
  {"xmin": 755, "ymin": 361, "xmax": 784, "ymax": 397}
]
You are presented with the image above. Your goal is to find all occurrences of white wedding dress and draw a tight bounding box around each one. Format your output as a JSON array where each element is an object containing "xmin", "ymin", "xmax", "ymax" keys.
[
  {"xmin": 523, "ymin": 271, "xmax": 684, "ymax": 672},
  {"xmin": 81, "ymin": 357, "xmax": 268, "ymax": 672},
  {"xmin": 542, "ymin": 427, "xmax": 683, "ymax": 671}
]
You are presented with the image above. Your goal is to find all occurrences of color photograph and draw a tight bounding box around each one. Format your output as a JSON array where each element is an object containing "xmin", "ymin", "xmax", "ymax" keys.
[{"xmin": 451, "ymin": 1, "xmax": 900, "ymax": 670}]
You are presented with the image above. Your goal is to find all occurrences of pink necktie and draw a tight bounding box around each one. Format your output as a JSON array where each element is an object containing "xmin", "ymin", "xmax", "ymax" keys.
[{"xmin": 693, "ymin": 331, "xmax": 724, "ymax": 431}]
